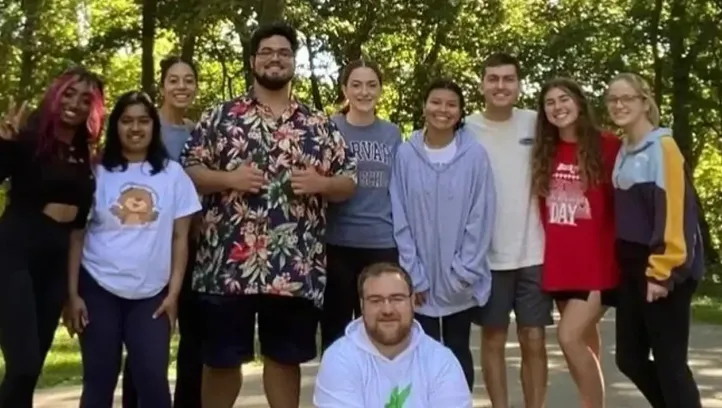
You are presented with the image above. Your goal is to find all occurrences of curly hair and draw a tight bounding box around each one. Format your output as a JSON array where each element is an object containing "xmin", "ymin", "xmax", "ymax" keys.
[{"xmin": 531, "ymin": 77, "xmax": 604, "ymax": 197}]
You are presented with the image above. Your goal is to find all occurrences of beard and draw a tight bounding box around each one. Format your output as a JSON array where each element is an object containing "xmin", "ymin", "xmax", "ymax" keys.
[
  {"xmin": 253, "ymin": 68, "xmax": 293, "ymax": 91},
  {"xmin": 364, "ymin": 316, "xmax": 412, "ymax": 346}
]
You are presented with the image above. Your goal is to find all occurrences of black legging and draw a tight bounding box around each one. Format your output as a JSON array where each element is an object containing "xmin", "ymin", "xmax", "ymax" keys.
[
  {"xmin": 415, "ymin": 308, "xmax": 475, "ymax": 391},
  {"xmin": 122, "ymin": 238, "xmax": 203, "ymax": 408},
  {"xmin": 615, "ymin": 240, "xmax": 702, "ymax": 408},
  {"xmin": 0, "ymin": 207, "xmax": 71, "ymax": 408}
]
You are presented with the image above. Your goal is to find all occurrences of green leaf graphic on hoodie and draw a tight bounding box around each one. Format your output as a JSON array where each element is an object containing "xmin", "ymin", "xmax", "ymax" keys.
[{"xmin": 384, "ymin": 384, "xmax": 412, "ymax": 408}]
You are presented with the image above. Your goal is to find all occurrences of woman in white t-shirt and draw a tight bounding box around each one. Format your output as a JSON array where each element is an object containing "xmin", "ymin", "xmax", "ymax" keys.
[{"xmin": 66, "ymin": 90, "xmax": 201, "ymax": 408}]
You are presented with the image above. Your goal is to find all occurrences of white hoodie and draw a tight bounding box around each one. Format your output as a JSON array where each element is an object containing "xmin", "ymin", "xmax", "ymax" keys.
[{"xmin": 313, "ymin": 319, "xmax": 472, "ymax": 408}]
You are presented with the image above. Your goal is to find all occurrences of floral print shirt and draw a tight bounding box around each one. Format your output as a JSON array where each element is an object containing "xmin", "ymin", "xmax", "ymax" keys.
[{"xmin": 180, "ymin": 93, "xmax": 357, "ymax": 308}]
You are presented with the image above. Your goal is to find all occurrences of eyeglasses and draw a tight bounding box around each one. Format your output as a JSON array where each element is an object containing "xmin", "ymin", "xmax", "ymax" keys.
[
  {"xmin": 363, "ymin": 294, "xmax": 411, "ymax": 307},
  {"xmin": 255, "ymin": 48, "xmax": 294, "ymax": 60},
  {"xmin": 604, "ymin": 94, "xmax": 643, "ymax": 106}
]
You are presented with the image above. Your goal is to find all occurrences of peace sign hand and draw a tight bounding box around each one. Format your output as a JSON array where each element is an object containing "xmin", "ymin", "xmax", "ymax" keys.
[{"xmin": 0, "ymin": 98, "xmax": 28, "ymax": 141}]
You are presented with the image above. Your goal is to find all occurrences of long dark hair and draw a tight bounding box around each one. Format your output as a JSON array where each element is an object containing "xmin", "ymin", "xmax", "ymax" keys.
[
  {"xmin": 531, "ymin": 77, "xmax": 604, "ymax": 196},
  {"xmin": 22, "ymin": 66, "xmax": 105, "ymax": 157},
  {"xmin": 423, "ymin": 79, "xmax": 466, "ymax": 130},
  {"xmin": 338, "ymin": 59, "xmax": 384, "ymax": 114},
  {"xmin": 101, "ymin": 91, "xmax": 168, "ymax": 175}
]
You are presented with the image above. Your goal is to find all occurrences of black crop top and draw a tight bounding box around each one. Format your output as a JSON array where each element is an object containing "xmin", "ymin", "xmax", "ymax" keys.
[{"xmin": 0, "ymin": 131, "xmax": 95, "ymax": 229}]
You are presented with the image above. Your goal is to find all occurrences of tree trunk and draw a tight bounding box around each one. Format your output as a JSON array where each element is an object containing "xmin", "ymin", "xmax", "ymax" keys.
[
  {"xmin": 668, "ymin": 0, "xmax": 692, "ymax": 163},
  {"xmin": 307, "ymin": 37, "xmax": 324, "ymax": 110},
  {"xmin": 0, "ymin": 11, "xmax": 21, "ymax": 90},
  {"xmin": 649, "ymin": 0, "xmax": 663, "ymax": 106},
  {"xmin": 241, "ymin": 39, "xmax": 254, "ymax": 91},
  {"xmin": 141, "ymin": 0, "xmax": 157, "ymax": 100},
  {"xmin": 343, "ymin": 3, "xmax": 376, "ymax": 63},
  {"xmin": 180, "ymin": 33, "xmax": 197, "ymax": 61},
  {"xmin": 18, "ymin": 0, "xmax": 43, "ymax": 101},
  {"xmin": 257, "ymin": 0, "xmax": 285, "ymax": 24},
  {"xmin": 332, "ymin": 3, "xmax": 377, "ymax": 104},
  {"xmin": 668, "ymin": 0, "xmax": 718, "ymax": 264},
  {"xmin": 410, "ymin": 4, "xmax": 462, "ymax": 127},
  {"xmin": 232, "ymin": 15, "xmax": 254, "ymax": 91}
]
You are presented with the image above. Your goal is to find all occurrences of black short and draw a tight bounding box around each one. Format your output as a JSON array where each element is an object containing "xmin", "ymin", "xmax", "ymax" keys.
[
  {"xmin": 197, "ymin": 294, "xmax": 320, "ymax": 368},
  {"xmin": 549, "ymin": 289, "xmax": 617, "ymax": 307}
]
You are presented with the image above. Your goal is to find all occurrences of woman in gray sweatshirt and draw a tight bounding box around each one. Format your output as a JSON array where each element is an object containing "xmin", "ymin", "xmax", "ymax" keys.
[{"xmin": 321, "ymin": 60, "xmax": 402, "ymax": 350}]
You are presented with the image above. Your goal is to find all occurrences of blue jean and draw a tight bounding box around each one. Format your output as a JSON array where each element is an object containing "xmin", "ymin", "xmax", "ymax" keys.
[
  {"xmin": 78, "ymin": 268, "xmax": 172, "ymax": 408},
  {"xmin": 122, "ymin": 238, "xmax": 202, "ymax": 408}
]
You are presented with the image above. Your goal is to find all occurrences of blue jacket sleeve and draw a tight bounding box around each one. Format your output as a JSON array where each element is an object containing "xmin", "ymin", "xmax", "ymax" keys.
[
  {"xmin": 390, "ymin": 149, "xmax": 430, "ymax": 292},
  {"xmin": 450, "ymin": 149, "xmax": 496, "ymax": 289},
  {"xmin": 313, "ymin": 343, "xmax": 365, "ymax": 408}
]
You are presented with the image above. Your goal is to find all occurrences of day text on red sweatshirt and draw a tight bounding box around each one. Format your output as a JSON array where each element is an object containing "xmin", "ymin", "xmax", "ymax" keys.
[{"xmin": 540, "ymin": 133, "xmax": 621, "ymax": 291}]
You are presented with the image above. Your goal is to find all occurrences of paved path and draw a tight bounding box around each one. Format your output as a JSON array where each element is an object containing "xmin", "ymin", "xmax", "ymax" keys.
[{"xmin": 35, "ymin": 312, "xmax": 722, "ymax": 407}]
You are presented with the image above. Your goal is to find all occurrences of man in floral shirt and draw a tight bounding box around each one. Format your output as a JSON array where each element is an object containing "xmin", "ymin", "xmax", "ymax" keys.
[{"xmin": 180, "ymin": 21, "xmax": 357, "ymax": 408}]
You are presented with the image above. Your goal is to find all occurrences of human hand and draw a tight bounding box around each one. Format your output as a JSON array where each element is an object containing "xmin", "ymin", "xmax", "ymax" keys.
[
  {"xmin": 226, "ymin": 160, "xmax": 266, "ymax": 193},
  {"xmin": 61, "ymin": 302, "xmax": 76, "ymax": 337},
  {"xmin": 0, "ymin": 98, "xmax": 28, "ymax": 141},
  {"xmin": 291, "ymin": 166, "xmax": 329, "ymax": 195},
  {"xmin": 414, "ymin": 290, "xmax": 429, "ymax": 307},
  {"xmin": 68, "ymin": 295, "xmax": 89, "ymax": 335},
  {"xmin": 646, "ymin": 282, "xmax": 669, "ymax": 303},
  {"xmin": 152, "ymin": 295, "xmax": 178, "ymax": 332}
]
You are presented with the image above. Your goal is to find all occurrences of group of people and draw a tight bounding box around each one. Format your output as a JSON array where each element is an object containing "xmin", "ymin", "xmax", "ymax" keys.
[{"xmin": 0, "ymin": 20, "xmax": 704, "ymax": 408}]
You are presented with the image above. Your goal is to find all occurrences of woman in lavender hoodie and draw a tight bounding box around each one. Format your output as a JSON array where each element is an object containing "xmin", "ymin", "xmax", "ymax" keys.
[{"xmin": 390, "ymin": 79, "xmax": 496, "ymax": 390}]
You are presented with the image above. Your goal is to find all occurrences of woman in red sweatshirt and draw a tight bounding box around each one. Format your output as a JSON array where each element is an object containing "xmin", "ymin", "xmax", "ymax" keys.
[{"xmin": 531, "ymin": 77, "xmax": 621, "ymax": 408}]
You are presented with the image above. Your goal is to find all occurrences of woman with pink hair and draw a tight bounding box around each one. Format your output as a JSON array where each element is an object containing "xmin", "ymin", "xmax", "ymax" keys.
[{"xmin": 0, "ymin": 66, "xmax": 105, "ymax": 408}]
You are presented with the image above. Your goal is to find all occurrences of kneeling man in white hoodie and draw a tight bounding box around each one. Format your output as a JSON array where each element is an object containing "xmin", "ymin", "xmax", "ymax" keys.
[{"xmin": 313, "ymin": 262, "xmax": 473, "ymax": 408}]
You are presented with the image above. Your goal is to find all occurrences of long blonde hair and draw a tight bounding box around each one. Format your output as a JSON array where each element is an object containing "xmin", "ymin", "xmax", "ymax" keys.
[{"xmin": 607, "ymin": 73, "xmax": 660, "ymax": 126}]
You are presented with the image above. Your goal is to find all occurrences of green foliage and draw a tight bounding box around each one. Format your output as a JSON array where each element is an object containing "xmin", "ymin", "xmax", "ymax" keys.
[
  {"xmin": 0, "ymin": 329, "xmax": 181, "ymax": 388},
  {"xmin": 1, "ymin": 0, "xmax": 722, "ymax": 263}
]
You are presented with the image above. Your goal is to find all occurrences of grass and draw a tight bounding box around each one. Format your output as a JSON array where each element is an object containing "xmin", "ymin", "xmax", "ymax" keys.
[
  {"xmin": 691, "ymin": 280, "xmax": 722, "ymax": 325},
  {"xmin": 0, "ymin": 329, "xmax": 181, "ymax": 389},
  {"xmin": 0, "ymin": 327, "xmax": 263, "ymax": 389}
]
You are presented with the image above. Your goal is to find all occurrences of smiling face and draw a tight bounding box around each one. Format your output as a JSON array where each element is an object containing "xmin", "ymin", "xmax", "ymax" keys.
[
  {"xmin": 251, "ymin": 35, "xmax": 295, "ymax": 91},
  {"xmin": 342, "ymin": 66, "xmax": 381, "ymax": 115},
  {"xmin": 118, "ymin": 103, "xmax": 153, "ymax": 155},
  {"xmin": 361, "ymin": 273, "xmax": 414, "ymax": 347},
  {"xmin": 424, "ymin": 88, "xmax": 462, "ymax": 132},
  {"xmin": 544, "ymin": 86, "xmax": 580, "ymax": 131},
  {"xmin": 605, "ymin": 79, "xmax": 649, "ymax": 129},
  {"xmin": 58, "ymin": 79, "xmax": 94, "ymax": 127},
  {"xmin": 161, "ymin": 62, "xmax": 197, "ymax": 110},
  {"xmin": 482, "ymin": 64, "xmax": 521, "ymax": 109}
]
